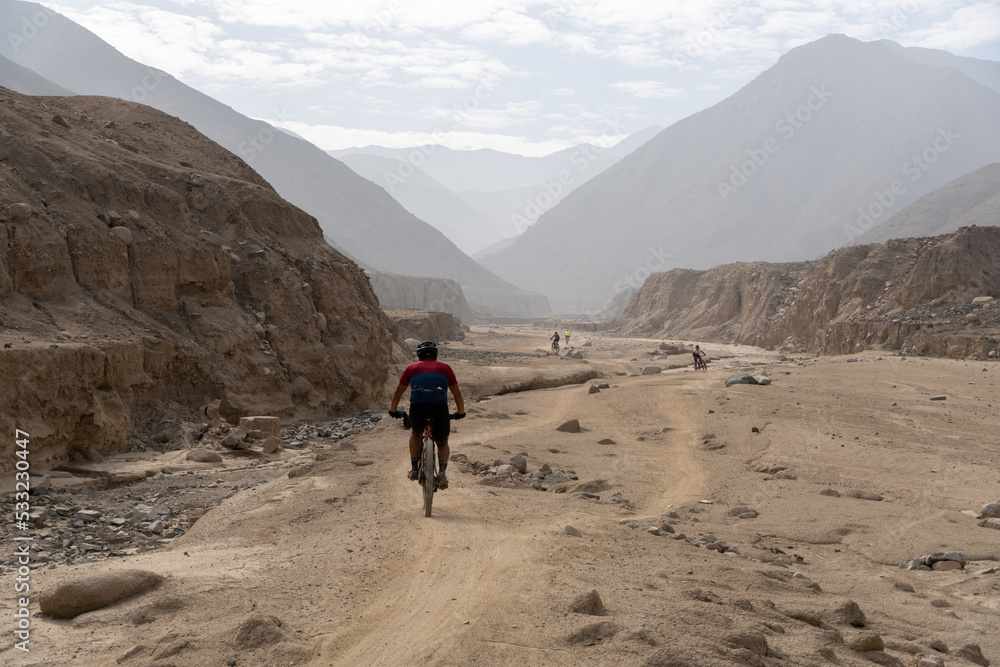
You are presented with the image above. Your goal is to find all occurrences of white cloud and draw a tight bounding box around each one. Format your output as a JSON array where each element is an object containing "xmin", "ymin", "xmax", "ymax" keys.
[{"xmin": 611, "ymin": 81, "xmax": 686, "ymax": 99}]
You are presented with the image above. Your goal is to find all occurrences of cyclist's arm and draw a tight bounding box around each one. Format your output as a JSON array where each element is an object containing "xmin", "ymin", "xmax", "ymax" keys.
[
  {"xmin": 389, "ymin": 383, "xmax": 407, "ymax": 412},
  {"xmin": 449, "ymin": 384, "xmax": 465, "ymax": 414}
]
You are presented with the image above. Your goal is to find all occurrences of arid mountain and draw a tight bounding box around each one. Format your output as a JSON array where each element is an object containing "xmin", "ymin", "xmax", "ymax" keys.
[
  {"xmin": 333, "ymin": 127, "xmax": 662, "ymax": 255},
  {"xmin": 367, "ymin": 271, "xmax": 479, "ymax": 324},
  {"xmin": 0, "ymin": 89, "xmax": 393, "ymax": 468},
  {"xmin": 853, "ymin": 163, "xmax": 1000, "ymax": 244},
  {"xmin": 0, "ymin": 53, "xmax": 72, "ymax": 95},
  {"xmin": 615, "ymin": 226, "xmax": 1000, "ymax": 358},
  {"xmin": 0, "ymin": 0, "xmax": 547, "ymax": 316},
  {"xmin": 482, "ymin": 35, "xmax": 1000, "ymax": 310}
]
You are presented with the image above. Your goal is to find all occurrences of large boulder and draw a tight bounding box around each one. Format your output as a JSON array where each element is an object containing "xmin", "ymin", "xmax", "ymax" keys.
[
  {"xmin": 726, "ymin": 373, "xmax": 759, "ymax": 387},
  {"xmin": 40, "ymin": 570, "xmax": 163, "ymax": 618}
]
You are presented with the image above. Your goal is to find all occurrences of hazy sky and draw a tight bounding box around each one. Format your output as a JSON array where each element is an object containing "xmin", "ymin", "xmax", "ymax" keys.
[{"xmin": 46, "ymin": 0, "xmax": 1000, "ymax": 156}]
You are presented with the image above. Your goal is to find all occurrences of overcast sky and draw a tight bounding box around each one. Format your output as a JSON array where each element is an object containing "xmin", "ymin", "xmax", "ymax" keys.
[{"xmin": 46, "ymin": 0, "xmax": 1000, "ymax": 156}]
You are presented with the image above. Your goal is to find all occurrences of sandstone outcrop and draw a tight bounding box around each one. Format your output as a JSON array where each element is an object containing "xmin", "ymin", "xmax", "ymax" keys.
[
  {"xmin": 368, "ymin": 271, "xmax": 479, "ymax": 323},
  {"xmin": 0, "ymin": 90, "xmax": 391, "ymax": 470},
  {"xmin": 385, "ymin": 310, "xmax": 465, "ymax": 344},
  {"xmin": 615, "ymin": 227, "xmax": 1000, "ymax": 358}
]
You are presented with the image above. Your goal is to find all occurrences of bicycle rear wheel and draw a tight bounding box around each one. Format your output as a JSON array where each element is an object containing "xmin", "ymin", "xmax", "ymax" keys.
[{"xmin": 422, "ymin": 434, "xmax": 435, "ymax": 517}]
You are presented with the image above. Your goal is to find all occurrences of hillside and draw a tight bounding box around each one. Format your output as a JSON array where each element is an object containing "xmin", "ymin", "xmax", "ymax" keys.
[
  {"xmin": 0, "ymin": 53, "xmax": 73, "ymax": 96},
  {"xmin": 0, "ymin": 1, "xmax": 547, "ymax": 317},
  {"xmin": 853, "ymin": 163, "xmax": 1000, "ymax": 244},
  {"xmin": 615, "ymin": 226, "xmax": 1000, "ymax": 358},
  {"xmin": 482, "ymin": 35, "xmax": 1000, "ymax": 310},
  {"xmin": 0, "ymin": 89, "xmax": 392, "ymax": 469}
]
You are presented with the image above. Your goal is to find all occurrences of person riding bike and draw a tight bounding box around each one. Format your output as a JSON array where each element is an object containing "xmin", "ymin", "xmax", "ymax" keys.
[
  {"xmin": 388, "ymin": 341, "xmax": 465, "ymax": 490},
  {"xmin": 550, "ymin": 331, "xmax": 560, "ymax": 351},
  {"xmin": 693, "ymin": 345, "xmax": 707, "ymax": 370}
]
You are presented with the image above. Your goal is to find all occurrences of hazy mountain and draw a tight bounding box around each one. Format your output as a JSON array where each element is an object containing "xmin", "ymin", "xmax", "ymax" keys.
[
  {"xmin": 336, "ymin": 152, "xmax": 503, "ymax": 255},
  {"xmin": 853, "ymin": 163, "xmax": 1000, "ymax": 244},
  {"xmin": 883, "ymin": 41, "xmax": 1000, "ymax": 96},
  {"xmin": 481, "ymin": 35, "xmax": 1000, "ymax": 310},
  {"xmin": 0, "ymin": 0, "xmax": 548, "ymax": 317},
  {"xmin": 0, "ymin": 53, "xmax": 73, "ymax": 95},
  {"xmin": 333, "ymin": 126, "xmax": 662, "ymax": 253}
]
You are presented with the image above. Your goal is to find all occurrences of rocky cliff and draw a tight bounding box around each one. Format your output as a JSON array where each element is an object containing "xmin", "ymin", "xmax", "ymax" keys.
[
  {"xmin": 0, "ymin": 90, "xmax": 392, "ymax": 470},
  {"xmin": 368, "ymin": 271, "xmax": 479, "ymax": 324},
  {"xmin": 615, "ymin": 227, "xmax": 1000, "ymax": 358}
]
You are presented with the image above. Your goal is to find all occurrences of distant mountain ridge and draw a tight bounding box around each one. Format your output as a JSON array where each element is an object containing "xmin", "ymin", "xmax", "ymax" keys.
[
  {"xmin": 0, "ymin": 0, "xmax": 548, "ymax": 317},
  {"xmin": 481, "ymin": 35, "xmax": 1000, "ymax": 311},
  {"xmin": 853, "ymin": 162, "xmax": 1000, "ymax": 244}
]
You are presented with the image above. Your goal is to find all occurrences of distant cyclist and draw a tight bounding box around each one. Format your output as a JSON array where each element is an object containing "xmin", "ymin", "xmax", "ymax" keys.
[
  {"xmin": 388, "ymin": 341, "xmax": 465, "ymax": 489},
  {"xmin": 693, "ymin": 345, "xmax": 707, "ymax": 371},
  {"xmin": 550, "ymin": 331, "xmax": 560, "ymax": 351},
  {"xmin": 564, "ymin": 329, "xmax": 571, "ymax": 347}
]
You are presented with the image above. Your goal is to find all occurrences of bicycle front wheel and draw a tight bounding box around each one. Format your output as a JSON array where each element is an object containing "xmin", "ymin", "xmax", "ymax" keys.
[{"xmin": 422, "ymin": 436, "xmax": 435, "ymax": 517}]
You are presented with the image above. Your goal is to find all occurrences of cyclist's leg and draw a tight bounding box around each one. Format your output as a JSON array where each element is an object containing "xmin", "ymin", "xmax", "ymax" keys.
[{"xmin": 430, "ymin": 408, "xmax": 451, "ymax": 486}]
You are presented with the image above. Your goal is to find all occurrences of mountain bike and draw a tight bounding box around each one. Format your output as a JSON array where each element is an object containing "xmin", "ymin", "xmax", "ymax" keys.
[
  {"xmin": 414, "ymin": 413, "xmax": 460, "ymax": 517},
  {"xmin": 694, "ymin": 354, "xmax": 708, "ymax": 371},
  {"xmin": 551, "ymin": 339, "xmax": 559, "ymax": 352}
]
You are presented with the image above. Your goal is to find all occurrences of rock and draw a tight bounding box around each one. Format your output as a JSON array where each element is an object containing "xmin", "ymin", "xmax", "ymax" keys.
[
  {"xmin": 462, "ymin": 339, "xmax": 474, "ymax": 345},
  {"xmin": 508, "ymin": 455, "xmax": 527, "ymax": 474},
  {"xmin": 76, "ymin": 509, "xmax": 102, "ymax": 522},
  {"xmin": 753, "ymin": 375, "xmax": 772, "ymax": 385},
  {"xmin": 556, "ymin": 419, "xmax": 582, "ymax": 433},
  {"xmin": 569, "ymin": 588, "xmax": 605, "ymax": 615},
  {"xmin": 239, "ymin": 416, "xmax": 280, "ymax": 438},
  {"xmin": 51, "ymin": 114, "xmax": 72, "ymax": 129},
  {"xmin": 290, "ymin": 376, "xmax": 312, "ymax": 396},
  {"xmin": 726, "ymin": 373, "xmax": 758, "ymax": 387},
  {"xmin": 850, "ymin": 634, "xmax": 885, "ymax": 652},
  {"xmin": 9, "ymin": 202, "xmax": 33, "ymax": 221},
  {"xmin": 657, "ymin": 521, "xmax": 675, "ymax": 534},
  {"xmin": 834, "ymin": 600, "xmax": 866, "ymax": 627},
  {"xmin": 725, "ymin": 632, "xmax": 768, "ymax": 656},
  {"xmin": 582, "ymin": 341, "xmax": 591, "ymax": 346},
  {"xmin": 966, "ymin": 313, "xmax": 981, "ymax": 324},
  {"xmin": 927, "ymin": 551, "xmax": 966, "ymax": 566},
  {"xmin": 565, "ymin": 621, "xmax": 616, "ymax": 645},
  {"xmin": 588, "ymin": 385, "xmax": 600, "ymax": 394},
  {"xmin": 186, "ymin": 449, "xmax": 223, "ymax": 463},
  {"xmin": 597, "ymin": 438, "xmax": 616, "ymax": 445},
  {"xmin": 117, "ymin": 645, "xmax": 145, "ymax": 663},
  {"xmin": 566, "ymin": 349, "xmax": 584, "ymax": 359},
  {"xmin": 955, "ymin": 643, "xmax": 989, "ymax": 666},
  {"xmin": 981, "ymin": 502, "xmax": 1000, "ymax": 518},
  {"xmin": 541, "ymin": 470, "xmax": 573, "ymax": 489},
  {"xmin": 847, "ymin": 490, "xmax": 884, "ymax": 501},
  {"xmin": 775, "ymin": 471, "xmax": 797, "ymax": 480},
  {"xmin": 202, "ymin": 399, "xmax": 222, "ymax": 420},
  {"xmin": 640, "ymin": 365, "xmax": 662, "ymax": 375},
  {"xmin": 915, "ymin": 656, "xmax": 946, "ymax": 667},
  {"xmin": 820, "ymin": 488, "xmax": 841, "ymax": 497},
  {"xmin": 929, "ymin": 395, "xmax": 947, "ymax": 401},
  {"xmin": 972, "ymin": 296, "xmax": 995, "ymax": 305},
  {"xmin": 928, "ymin": 639, "xmax": 948, "ymax": 652},
  {"xmin": 981, "ymin": 518, "xmax": 1000, "ymax": 530},
  {"xmin": 111, "ymin": 226, "xmax": 133, "ymax": 245},
  {"xmin": 261, "ymin": 437, "xmax": 281, "ymax": 454},
  {"xmin": 40, "ymin": 570, "xmax": 163, "ymax": 618},
  {"xmin": 233, "ymin": 615, "xmax": 284, "ymax": 648},
  {"xmin": 564, "ymin": 525, "xmax": 582, "ymax": 537},
  {"xmin": 80, "ymin": 448, "xmax": 105, "ymax": 463}
]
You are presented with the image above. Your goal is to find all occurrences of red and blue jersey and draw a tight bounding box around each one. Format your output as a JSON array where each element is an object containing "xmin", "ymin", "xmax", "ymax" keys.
[{"xmin": 398, "ymin": 360, "xmax": 457, "ymax": 406}]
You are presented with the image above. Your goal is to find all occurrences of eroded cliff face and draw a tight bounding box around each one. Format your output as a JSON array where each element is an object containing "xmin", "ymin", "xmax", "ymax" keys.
[
  {"xmin": 615, "ymin": 227, "xmax": 1000, "ymax": 358},
  {"xmin": 0, "ymin": 90, "xmax": 392, "ymax": 469},
  {"xmin": 368, "ymin": 271, "xmax": 479, "ymax": 324}
]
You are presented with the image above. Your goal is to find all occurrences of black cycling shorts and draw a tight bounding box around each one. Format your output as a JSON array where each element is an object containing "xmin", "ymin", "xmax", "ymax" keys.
[{"xmin": 409, "ymin": 404, "xmax": 450, "ymax": 442}]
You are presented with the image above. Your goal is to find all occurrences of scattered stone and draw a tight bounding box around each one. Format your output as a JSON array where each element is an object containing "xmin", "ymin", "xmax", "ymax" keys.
[
  {"xmin": 753, "ymin": 375, "xmax": 772, "ymax": 385},
  {"xmin": 834, "ymin": 600, "xmax": 866, "ymax": 627},
  {"xmin": 850, "ymin": 634, "xmax": 885, "ymax": 652},
  {"xmin": 556, "ymin": 419, "xmax": 582, "ymax": 433},
  {"xmin": 597, "ymin": 438, "xmax": 616, "ymax": 445},
  {"xmin": 233, "ymin": 615, "xmax": 284, "ymax": 648},
  {"xmin": 893, "ymin": 581, "xmax": 915, "ymax": 592},
  {"xmin": 640, "ymin": 365, "xmax": 662, "ymax": 375},
  {"xmin": 847, "ymin": 490, "xmax": 884, "ymax": 501},
  {"xmin": 186, "ymin": 449, "xmax": 223, "ymax": 463},
  {"xmin": 981, "ymin": 518, "xmax": 1000, "ymax": 531},
  {"xmin": 40, "ymin": 570, "xmax": 163, "ymax": 618},
  {"xmin": 588, "ymin": 385, "xmax": 600, "ymax": 394},
  {"xmin": 117, "ymin": 645, "xmax": 145, "ymax": 663},
  {"xmin": 239, "ymin": 416, "xmax": 280, "ymax": 438},
  {"xmin": 111, "ymin": 226, "xmax": 133, "ymax": 245},
  {"xmin": 508, "ymin": 455, "xmax": 528, "ymax": 474},
  {"xmin": 80, "ymin": 448, "xmax": 105, "ymax": 463},
  {"xmin": 565, "ymin": 621, "xmax": 616, "ymax": 645},
  {"xmin": 564, "ymin": 525, "xmax": 582, "ymax": 537},
  {"xmin": 261, "ymin": 437, "xmax": 281, "ymax": 454},
  {"xmin": 914, "ymin": 656, "xmax": 946, "ymax": 667},
  {"xmin": 52, "ymin": 114, "xmax": 72, "ymax": 129},
  {"xmin": 955, "ymin": 643, "xmax": 989, "ymax": 666},
  {"xmin": 566, "ymin": 349, "xmax": 584, "ymax": 359},
  {"xmin": 725, "ymin": 632, "xmax": 768, "ymax": 656},
  {"xmin": 929, "ymin": 395, "xmax": 947, "ymax": 401},
  {"xmin": 981, "ymin": 501, "xmax": 1000, "ymax": 518},
  {"xmin": 819, "ymin": 488, "xmax": 841, "ymax": 497},
  {"xmin": 569, "ymin": 588, "xmax": 605, "ymax": 615},
  {"xmin": 9, "ymin": 202, "xmax": 33, "ymax": 221},
  {"xmin": 966, "ymin": 313, "xmax": 981, "ymax": 324},
  {"xmin": 726, "ymin": 373, "xmax": 759, "ymax": 387}
]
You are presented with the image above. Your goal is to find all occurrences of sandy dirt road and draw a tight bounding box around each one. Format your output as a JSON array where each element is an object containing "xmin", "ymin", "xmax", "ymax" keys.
[{"xmin": 7, "ymin": 329, "xmax": 1000, "ymax": 666}]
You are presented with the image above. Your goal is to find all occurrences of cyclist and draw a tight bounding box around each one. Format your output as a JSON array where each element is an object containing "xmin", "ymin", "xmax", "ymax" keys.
[
  {"xmin": 693, "ymin": 345, "xmax": 706, "ymax": 370},
  {"xmin": 564, "ymin": 329, "xmax": 571, "ymax": 347},
  {"xmin": 388, "ymin": 341, "xmax": 465, "ymax": 489},
  {"xmin": 550, "ymin": 331, "xmax": 560, "ymax": 351}
]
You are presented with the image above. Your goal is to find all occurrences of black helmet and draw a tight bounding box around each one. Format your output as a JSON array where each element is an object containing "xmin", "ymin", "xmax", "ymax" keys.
[{"xmin": 416, "ymin": 341, "xmax": 438, "ymax": 360}]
